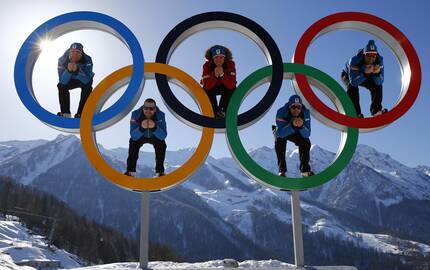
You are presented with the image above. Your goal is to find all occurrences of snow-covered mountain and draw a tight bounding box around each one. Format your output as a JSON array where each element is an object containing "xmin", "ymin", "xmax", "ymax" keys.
[
  {"xmin": 0, "ymin": 135, "xmax": 76, "ymax": 185},
  {"xmin": 0, "ymin": 139, "xmax": 47, "ymax": 162},
  {"xmin": 0, "ymin": 215, "xmax": 83, "ymax": 269},
  {"xmin": 0, "ymin": 135, "xmax": 429, "ymax": 265}
]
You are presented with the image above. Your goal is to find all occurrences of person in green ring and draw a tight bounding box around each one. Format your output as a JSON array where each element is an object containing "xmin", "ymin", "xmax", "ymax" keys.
[{"xmin": 273, "ymin": 94, "xmax": 314, "ymax": 177}]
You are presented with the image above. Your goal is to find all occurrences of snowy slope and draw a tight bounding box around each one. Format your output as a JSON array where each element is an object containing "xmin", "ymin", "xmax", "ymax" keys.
[
  {"xmin": 0, "ymin": 253, "xmax": 27, "ymax": 270},
  {"xmin": 180, "ymin": 147, "xmax": 430, "ymax": 257},
  {"xmin": 71, "ymin": 259, "xmax": 358, "ymax": 269},
  {"xmin": 309, "ymin": 217, "xmax": 430, "ymax": 255},
  {"xmin": 0, "ymin": 216, "xmax": 83, "ymax": 269}
]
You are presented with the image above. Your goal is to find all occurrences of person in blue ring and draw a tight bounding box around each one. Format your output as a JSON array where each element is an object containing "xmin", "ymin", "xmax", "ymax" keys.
[
  {"xmin": 273, "ymin": 95, "xmax": 314, "ymax": 177},
  {"xmin": 201, "ymin": 45, "xmax": 237, "ymax": 118},
  {"xmin": 341, "ymin": 40, "xmax": 387, "ymax": 118},
  {"xmin": 124, "ymin": 98, "xmax": 167, "ymax": 178},
  {"xmin": 57, "ymin": 42, "xmax": 94, "ymax": 118}
]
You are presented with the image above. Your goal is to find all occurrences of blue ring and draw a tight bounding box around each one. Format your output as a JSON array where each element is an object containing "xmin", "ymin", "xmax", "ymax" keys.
[{"xmin": 14, "ymin": 11, "xmax": 144, "ymax": 132}]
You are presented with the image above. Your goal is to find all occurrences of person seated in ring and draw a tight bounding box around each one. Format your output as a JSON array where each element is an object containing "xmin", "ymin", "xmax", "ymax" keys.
[
  {"xmin": 341, "ymin": 40, "xmax": 387, "ymax": 118},
  {"xmin": 201, "ymin": 45, "xmax": 237, "ymax": 118},
  {"xmin": 273, "ymin": 95, "xmax": 314, "ymax": 177},
  {"xmin": 57, "ymin": 42, "xmax": 94, "ymax": 118},
  {"xmin": 124, "ymin": 98, "xmax": 167, "ymax": 178}
]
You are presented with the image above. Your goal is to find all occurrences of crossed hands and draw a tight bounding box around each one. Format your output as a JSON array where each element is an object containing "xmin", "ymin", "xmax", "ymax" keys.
[
  {"xmin": 141, "ymin": 119, "xmax": 155, "ymax": 129},
  {"xmin": 214, "ymin": 66, "xmax": 224, "ymax": 77},
  {"xmin": 292, "ymin": 117, "xmax": 304, "ymax": 128},
  {"xmin": 67, "ymin": 62, "xmax": 78, "ymax": 72},
  {"xmin": 364, "ymin": 65, "xmax": 381, "ymax": 75}
]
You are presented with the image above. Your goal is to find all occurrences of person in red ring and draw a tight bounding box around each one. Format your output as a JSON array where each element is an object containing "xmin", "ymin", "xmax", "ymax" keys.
[
  {"xmin": 201, "ymin": 45, "xmax": 237, "ymax": 118},
  {"xmin": 341, "ymin": 40, "xmax": 388, "ymax": 118},
  {"xmin": 273, "ymin": 95, "xmax": 314, "ymax": 178}
]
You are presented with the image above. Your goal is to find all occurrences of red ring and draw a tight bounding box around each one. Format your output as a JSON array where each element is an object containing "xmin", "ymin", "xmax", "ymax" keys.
[{"xmin": 293, "ymin": 12, "xmax": 421, "ymax": 129}]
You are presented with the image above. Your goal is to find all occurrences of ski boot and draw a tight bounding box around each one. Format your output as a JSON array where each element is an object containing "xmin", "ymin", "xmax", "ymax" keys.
[
  {"xmin": 301, "ymin": 171, "xmax": 315, "ymax": 177},
  {"xmin": 57, "ymin": 112, "xmax": 71, "ymax": 118},
  {"xmin": 124, "ymin": 171, "xmax": 136, "ymax": 177},
  {"xmin": 155, "ymin": 172, "xmax": 165, "ymax": 177}
]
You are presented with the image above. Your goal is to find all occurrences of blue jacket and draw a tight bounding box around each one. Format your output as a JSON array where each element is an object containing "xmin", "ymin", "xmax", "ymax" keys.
[
  {"xmin": 130, "ymin": 106, "xmax": 167, "ymax": 141},
  {"xmin": 58, "ymin": 50, "xmax": 94, "ymax": 85},
  {"xmin": 275, "ymin": 96, "xmax": 311, "ymax": 139},
  {"xmin": 344, "ymin": 49, "xmax": 384, "ymax": 87}
]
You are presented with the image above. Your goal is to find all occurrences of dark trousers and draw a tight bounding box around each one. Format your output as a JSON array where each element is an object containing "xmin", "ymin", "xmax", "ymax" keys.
[
  {"xmin": 275, "ymin": 133, "xmax": 311, "ymax": 173},
  {"xmin": 126, "ymin": 137, "xmax": 166, "ymax": 173},
  {"xmin": 57, "ymin": 79, "xmax": 93, "ymax": 115},
  {"xmin": 206, "ymin": 86, "xmax": 233, "ymax": 114},
  {"xmin": 344, "ymin": 77, "xmax": 383, "ymax": 116}
]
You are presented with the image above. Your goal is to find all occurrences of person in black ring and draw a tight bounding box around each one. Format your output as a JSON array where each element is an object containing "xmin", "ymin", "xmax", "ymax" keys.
[
  {"xmin": 201, "ymin": 45, "xmax": 237, "ymax": 118},
  {"xmin": 155, "ymin": 12, "xmax": 283, "ymax": 129}
]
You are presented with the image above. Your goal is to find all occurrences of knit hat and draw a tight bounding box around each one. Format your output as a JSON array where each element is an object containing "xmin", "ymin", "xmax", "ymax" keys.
[
  {"xmin": 211, "ymin": 46, "xmax": 226, "ymax": 58},
  {"xmin": 364, "ymin": 40, "xmax": 378, "ymax": 54},
  {"xmin": 70, "ymin": 42, "xmax": 83, "ymax": 53},
  {"xmin": 288, "ymin": 95, "xmax": 303, "ymax": 107}
]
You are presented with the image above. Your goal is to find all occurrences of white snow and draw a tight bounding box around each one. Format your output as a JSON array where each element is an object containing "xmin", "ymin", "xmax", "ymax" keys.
[
  {"xmin": 308, "ymin": 217, "xmax": 430, "ymax": 256},
  {"xmin": 0, "ymin": 216, "xmax": 83, "ymax": 269},
  {"xmin": 0, "ymin": 144, "xmax": 13, "ymax": 148},
  {"xmin": 70, "ymin": 260, "xmax": 362, "ymax": 269},
  {"xmin": 71, "ymin": 260, "xmax": 297, "ymax": 269}
]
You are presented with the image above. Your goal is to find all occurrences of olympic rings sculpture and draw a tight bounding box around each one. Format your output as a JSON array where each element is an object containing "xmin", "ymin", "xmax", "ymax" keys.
[{"xmin": 14, "ymin": 11, "xmax": 421, "ymax": 192}]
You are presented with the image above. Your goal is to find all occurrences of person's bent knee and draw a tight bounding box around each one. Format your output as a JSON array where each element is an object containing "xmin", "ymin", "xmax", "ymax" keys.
[
  {"xmin": 81, "ymin": 82, "xmax": 93, "ymax": 91},
  {"xmin": 57, "ymin": 83, "xmax": 68, "ymax": 90},
  {"xmin": 129, "ymin": 138, "xmax": 140, "ymax": 147},
  {"xmin": 159, "ymin": 140, "xmax": 167, "ymax": 150}
]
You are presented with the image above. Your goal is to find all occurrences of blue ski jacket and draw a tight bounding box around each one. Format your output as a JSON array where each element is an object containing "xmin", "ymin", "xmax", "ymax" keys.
[
  {"xmin": 343, "ymin": 49, "xmax": 384, "ymax": 87},
  {"xmin": 275, "ymin": 95, "xmax": 311, "ymax": 139},
  {"xmin": 130, "ymin": 106, "xmax": 167, "ymax": 141},
  {"xmin": 58, "ymin": 50, "xmax": 94, "ymax": 85}
]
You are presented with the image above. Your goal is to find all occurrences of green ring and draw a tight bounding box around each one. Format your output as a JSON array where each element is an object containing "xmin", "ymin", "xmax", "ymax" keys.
[{"xmin": 225, "ymin": 63, "xmax": 359, "ymax": 190}]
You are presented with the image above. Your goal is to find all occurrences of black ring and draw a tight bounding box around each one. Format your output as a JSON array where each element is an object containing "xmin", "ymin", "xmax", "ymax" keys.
[{"xmin": 155, "ymin": 11, "xmax": 283, "ymax": 130}]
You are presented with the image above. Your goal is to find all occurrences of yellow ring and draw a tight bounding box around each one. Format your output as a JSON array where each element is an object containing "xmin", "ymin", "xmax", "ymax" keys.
[{"xmin": 80, "ymin": 63, "xmax": 215, "ymax": 192}]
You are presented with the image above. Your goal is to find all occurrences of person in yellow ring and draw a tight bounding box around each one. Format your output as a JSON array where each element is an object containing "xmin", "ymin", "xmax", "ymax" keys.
[{"xmin": 124, "ymin": 98, "xmax": 167, "ymax": 177}]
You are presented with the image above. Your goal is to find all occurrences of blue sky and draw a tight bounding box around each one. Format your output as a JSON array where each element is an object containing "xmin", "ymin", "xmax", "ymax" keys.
[{"xmin": 0, "ymin": 0, "xmax": 428, "ymax": 167}]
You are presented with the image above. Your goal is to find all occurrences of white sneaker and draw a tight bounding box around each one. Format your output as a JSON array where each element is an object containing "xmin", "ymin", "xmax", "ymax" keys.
[
  {"xmin": 154, "ymin": 172, "xmax": 165, "ymax": 178},
  {"xmin": 57, "ymin": 112, "xmax": 71, "ymax": 118},
  {"xmin": 373, "ymin": 108, "xmax": 388, "ymax": 116},
  {"xmin": 301, "ymin": 171, "xmax": 314, "ymax": 177},
  {"xmin": 124, "ymin": 171, "xmax": 136, "ymax": 177}
]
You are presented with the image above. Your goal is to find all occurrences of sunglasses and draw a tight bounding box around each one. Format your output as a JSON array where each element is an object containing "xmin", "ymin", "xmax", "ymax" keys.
[
  {"xmin": 290, "ymin": 105, "xmax": 302, "ymax": 110},
  {"xmin": 365, "ymin": 53, "xmax": 377, "ymax": 58},
  {"xmin": 143, "ymin": 106, "xmax": 155, "ymax": 111}
]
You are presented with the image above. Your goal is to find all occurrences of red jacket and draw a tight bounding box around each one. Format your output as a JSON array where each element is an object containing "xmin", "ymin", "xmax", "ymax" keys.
[{"xmin": 201, "ymin": 60, "xmax": 236, "ymax": 90}]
